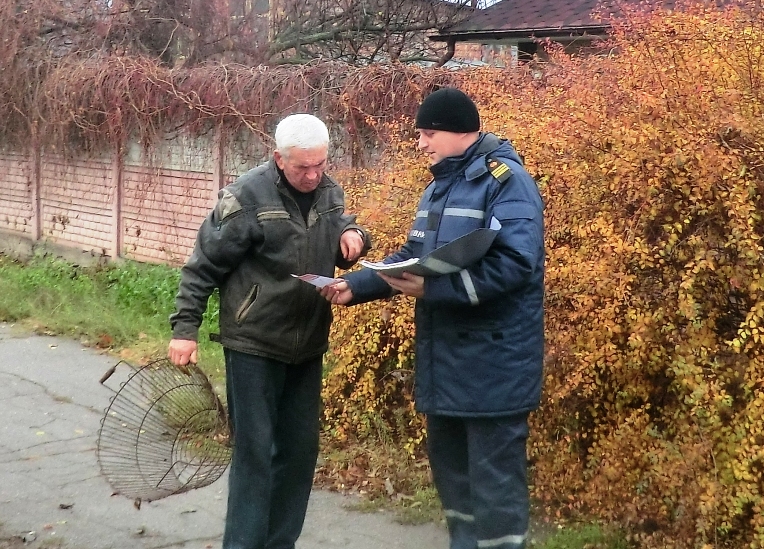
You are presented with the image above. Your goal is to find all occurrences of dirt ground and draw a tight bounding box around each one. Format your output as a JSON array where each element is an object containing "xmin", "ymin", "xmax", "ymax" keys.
[
  {"xmin": 0, "ymin": 537, "xmax": 24, "ymax": 549},
  {"xmin": 0, "ymin": 531, "xmax": 65, "ymax": 549},
  {"xmin": 0, "ymin": 536, "xmax": 65, "ymax": 549}
]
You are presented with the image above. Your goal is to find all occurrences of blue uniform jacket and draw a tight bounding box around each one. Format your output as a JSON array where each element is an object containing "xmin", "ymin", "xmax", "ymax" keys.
[{"xmin": 344, "ymin": 133, "xmax": 545, "ymax": 417}]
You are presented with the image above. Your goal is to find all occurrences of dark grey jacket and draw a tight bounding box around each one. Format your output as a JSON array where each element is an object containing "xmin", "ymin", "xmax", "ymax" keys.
[{"xmin": 171, "ymin": 159, "xmax": 369, "ymax": 364}]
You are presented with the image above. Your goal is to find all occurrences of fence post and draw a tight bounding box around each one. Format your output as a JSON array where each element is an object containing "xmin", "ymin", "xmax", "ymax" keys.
[
  {"xmin": 211, "ymin": 123, "xmax": 226, "ymax": 208},
  {"xmin": 29, "ymin": 133, "xmax": 41, "ymax": 242},
  {"xmin": 110, "ymin": 141, "xmax": 123, "ymax": 260}
]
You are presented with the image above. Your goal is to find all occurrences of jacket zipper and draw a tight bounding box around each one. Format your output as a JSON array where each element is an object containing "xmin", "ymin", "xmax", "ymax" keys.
[{"xmin": 278, "ymin": 184, "xmax": 314, "ymax": 364}]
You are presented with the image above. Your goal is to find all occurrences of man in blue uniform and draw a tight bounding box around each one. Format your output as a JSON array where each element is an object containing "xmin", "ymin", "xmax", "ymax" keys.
[{"xmin": 321, "ymin": 88, "xmax": 545, "ymax": 549}]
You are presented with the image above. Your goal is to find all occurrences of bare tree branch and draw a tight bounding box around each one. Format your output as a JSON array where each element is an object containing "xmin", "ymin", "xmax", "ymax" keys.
[
  {"xmin": 3, "ymin": 0, "xmax": 475, "ymax": 69},
  {"xmin": 266, "ymin": 0, "xmax": 474, "ymax": 65}
]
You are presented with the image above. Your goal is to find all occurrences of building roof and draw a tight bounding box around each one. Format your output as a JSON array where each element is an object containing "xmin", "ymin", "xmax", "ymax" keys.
[
  {"xmin": 432, "ymin": 0, "xmax": 737, "ymax": 41},
  {"xmin": 435, "ymin": 0, "xmax": 612, "ymax": 40}
]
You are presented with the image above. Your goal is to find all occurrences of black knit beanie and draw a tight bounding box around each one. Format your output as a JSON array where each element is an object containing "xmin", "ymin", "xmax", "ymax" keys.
[{"xmin": 415, "ymin": 88, "xmax": 480, "ymax": 133}]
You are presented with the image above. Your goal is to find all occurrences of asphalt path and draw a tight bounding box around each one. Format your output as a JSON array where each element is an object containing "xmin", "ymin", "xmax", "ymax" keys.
[{"xmin": 0, "ymin": 322, "xmax": 448, "ymax": 549}]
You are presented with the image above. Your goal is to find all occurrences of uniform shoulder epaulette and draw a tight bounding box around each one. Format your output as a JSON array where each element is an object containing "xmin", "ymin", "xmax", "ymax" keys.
[{"xmin": 486, "ymin": 156, "xmax": 513, "ymax": 184}]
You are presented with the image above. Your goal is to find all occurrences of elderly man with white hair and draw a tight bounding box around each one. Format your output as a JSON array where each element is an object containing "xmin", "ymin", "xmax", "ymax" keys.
[{"xmin": 168, "ymin": 114, "xmax": 371, "ymax": 549}]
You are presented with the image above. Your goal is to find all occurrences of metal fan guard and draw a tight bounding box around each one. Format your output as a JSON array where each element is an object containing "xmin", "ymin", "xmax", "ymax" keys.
[{"xmin": 97, "ymin": 359, "xmax": 231, "ymax": 502}]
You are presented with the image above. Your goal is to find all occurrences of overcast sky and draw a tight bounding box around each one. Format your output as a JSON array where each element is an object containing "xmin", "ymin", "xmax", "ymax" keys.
[{"xmin": 444, "ymin": 0, "xmax": 502, "ymax": 7}]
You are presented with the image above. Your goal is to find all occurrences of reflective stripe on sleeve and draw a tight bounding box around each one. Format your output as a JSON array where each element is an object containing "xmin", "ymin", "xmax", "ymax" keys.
[
  {"xmin": 419, "ymin": 257, "xmax": 459, "ymax": 275},
  {"xmin": 460, "ymin": 270, "xmax": 479, "ymax": 305},
  {"xmin": 443, "ymin": 208, "xmax": 485, "ymax": 220}
]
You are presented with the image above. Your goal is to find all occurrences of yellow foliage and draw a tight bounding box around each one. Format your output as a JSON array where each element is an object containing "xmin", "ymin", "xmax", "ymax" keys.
[{"xmin": 322, "ymin": 3, "xmax": 764, "ymax": 547}]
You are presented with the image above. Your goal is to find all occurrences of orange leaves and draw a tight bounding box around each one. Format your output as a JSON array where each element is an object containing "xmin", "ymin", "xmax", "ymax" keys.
[
  {"xmin": 465, "ymin": 4, "xmax": 764, "ymax": 548},
  {"xmin": 316, "ymin": 4, "xmax": 764, "ymax": 542}
]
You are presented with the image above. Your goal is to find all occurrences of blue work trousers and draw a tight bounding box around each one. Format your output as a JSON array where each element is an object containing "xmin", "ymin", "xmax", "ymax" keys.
[
  {"xmin": 222, "ymin": 349, "xmax": 323, "ymax": 549},
  {"xmin": 427, "ymin": 414, "xmax": 530, "ymax": 549}
]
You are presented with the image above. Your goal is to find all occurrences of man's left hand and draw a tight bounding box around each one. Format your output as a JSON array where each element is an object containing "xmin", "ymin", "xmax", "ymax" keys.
[
  {"xmin": 340, "ymin": 230, "xmax": 365, "ymax": 261},
  {"xmin": 378, "ymin": 272, "xmax": 425, "ymax": 298}
]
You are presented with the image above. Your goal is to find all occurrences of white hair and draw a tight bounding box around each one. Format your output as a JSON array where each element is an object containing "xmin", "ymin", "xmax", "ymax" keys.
[{"xmin": 274, "ymin": 114, "xmax": 330, "ymax": 156}]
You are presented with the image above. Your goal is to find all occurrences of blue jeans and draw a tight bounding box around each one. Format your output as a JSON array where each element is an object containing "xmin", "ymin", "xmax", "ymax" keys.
[
  {"xmin": 427, "ymin": 414, "xmax": 530, "ymax": 549},
  {"xmin": 222, "ymin": 349, "xmax": 323, "ymax": 549}
]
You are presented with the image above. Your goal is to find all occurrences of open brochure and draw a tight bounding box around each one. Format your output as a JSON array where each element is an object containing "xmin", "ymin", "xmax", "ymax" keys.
[
  {"xmin": 360, "ymin": 217, "xmax": 501, "ymax": 278},
  {"xmin": 291, "ymin": 273, "xmax": 342, "ymax": 288}
]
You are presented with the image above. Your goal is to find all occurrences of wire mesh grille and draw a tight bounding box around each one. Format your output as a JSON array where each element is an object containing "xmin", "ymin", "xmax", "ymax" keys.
[{"xmin": 97, "ymin": 359, "xmax": 231, "ymax": 502}]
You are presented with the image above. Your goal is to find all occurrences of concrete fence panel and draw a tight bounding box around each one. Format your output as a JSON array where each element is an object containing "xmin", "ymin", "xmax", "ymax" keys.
[{"xmin": 0, "ymin": 151, "xmax": 35, "ymax": 237}]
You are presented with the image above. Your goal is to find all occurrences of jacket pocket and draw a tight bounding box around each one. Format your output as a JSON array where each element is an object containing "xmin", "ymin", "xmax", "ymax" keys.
[
  {"xmin": 257, "ymin": 209, "xmax": 291, "ymax": 221},
  {"xmin": 316, "ymin": 204, "xmax": 343, "ymax": 216},
  {"xmin": 434, "ymin": 324, "xmax": 523, "ymax": 413},
  {"xmin": 492, "ymin": 201, "xmax": 542, "ymax": 252},
  {"xmin": 235, "ymin": 283, "xmax": 260, "ymax": 324},
  {"xmin": 492, "ymin": 201, "xmax": 537, "ymax": 222}
]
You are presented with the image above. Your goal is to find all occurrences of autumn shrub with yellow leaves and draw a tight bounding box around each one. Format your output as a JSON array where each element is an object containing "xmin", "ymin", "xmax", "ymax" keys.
[{"xmin": 323, "ymin": 3, "xmax": 764, "ymax": 547}]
